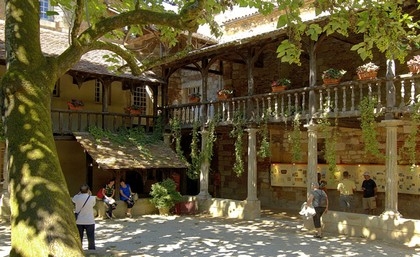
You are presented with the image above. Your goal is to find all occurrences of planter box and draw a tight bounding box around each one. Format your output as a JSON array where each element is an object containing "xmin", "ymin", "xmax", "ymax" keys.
[
  {"xmin": 357, "ymin": 71, "xmax": 377, "ymax": 80},
  {"xmin": 217, "ymin": 93, "xmax": 231, "ymax": 100},
  {"xmin": 189, "ymin": 97, "xmax": 200, "ymax": 103},
  {"xmin": 271, "ymin": 85, "xmax": 287, "ymax": 92},
  {"xmin": 67, "ymin": 102, "xmax": 83, "ymax": 110},
  {"xmin": 322, "ymin": 78, "xmax": 341, "ymax": 85}
]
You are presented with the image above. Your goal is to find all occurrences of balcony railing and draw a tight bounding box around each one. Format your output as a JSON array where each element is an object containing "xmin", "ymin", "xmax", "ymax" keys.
[
  {"xmin": 51, "ymin": 109, "xmax": 156, "ymax": 136},
  {"xmin": 166, "ymin": 74, "xmax": 420, "ymax": 127}
]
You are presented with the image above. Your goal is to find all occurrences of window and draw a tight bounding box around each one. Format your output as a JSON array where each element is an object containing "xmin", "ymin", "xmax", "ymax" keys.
[
  {"xmin": 52, "ymin": 79, "xmax": 60, "ymax": 97},
  {"xmin": 132, "ymin": 86, "xmax": 146, "ymax": 108},
  {"xmin": 95, "ymin": 80, "xmax": 103, "ymax": 103},
  {"xmin": 40, "ymin": 0, "xmax": 53, "ymax": 21}
]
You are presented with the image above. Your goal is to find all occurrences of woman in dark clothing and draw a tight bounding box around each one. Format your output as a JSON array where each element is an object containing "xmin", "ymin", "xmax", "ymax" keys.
[{"xmin": 307, "ymin": 181, "xmax": 328, "ymax": 238}]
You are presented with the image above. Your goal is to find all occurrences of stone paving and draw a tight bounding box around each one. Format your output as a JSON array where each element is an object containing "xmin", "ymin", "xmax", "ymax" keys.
[{"xmin": 1, "ymin": 210, "xmax": 420, "ymax": 256}]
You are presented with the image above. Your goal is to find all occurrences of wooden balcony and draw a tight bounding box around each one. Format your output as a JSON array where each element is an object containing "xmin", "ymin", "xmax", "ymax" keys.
[
  {"xmin": 51, "ymin": 109, "xmax": 156, "ymax": 138},
  {"xmin": 166, "ymin": 74, "xmax": 420, "ymax": 128}
]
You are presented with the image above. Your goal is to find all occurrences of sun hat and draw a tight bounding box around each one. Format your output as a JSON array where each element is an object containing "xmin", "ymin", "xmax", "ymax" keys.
[{"xmin": 363, "ymin": 172, "xmax": 370, "ymax": 176}]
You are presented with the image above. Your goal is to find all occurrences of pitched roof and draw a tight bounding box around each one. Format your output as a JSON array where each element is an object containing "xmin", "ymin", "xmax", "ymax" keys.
[
  {"xmin": 73, "ymin": 132, "xmax": 189, "ymax": 170},
  {"xmin": 0, "ymin": 21, "xmax": 163, "ymax": 84}
]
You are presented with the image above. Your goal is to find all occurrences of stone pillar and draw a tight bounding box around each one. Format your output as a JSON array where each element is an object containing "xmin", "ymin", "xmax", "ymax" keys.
[
  {"xmin": 381, "ymin": 120, "xmax": 402, "ymax": 218},
  {"xmin": 244, "ymin": 128, "xmax": 260, "ymax": 219},
  {"xmin": 305, "ymin": 123, "xmax": 318, "ymax": 196},
  {"xmin": 246, "ymin": 128, "xmax": 258, "ymax": 201},
  {"xmin": 197, "ymin": 130, "xmax": 211, "ymax": 199}
]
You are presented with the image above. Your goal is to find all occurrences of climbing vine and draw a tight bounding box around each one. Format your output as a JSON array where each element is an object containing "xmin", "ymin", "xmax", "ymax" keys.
[
  {"xmin": 230, "ymin": 111, "xmax": 246, "ymax": 177},
  {"xmin": 288, "ymin": 113, "xmax": 302, "ymax": 162},
  {"xmin": 318, "ymin": 98, "xmax": 338, "ymax": 175},
  {"xmin": 360, "ymin": 96, "xmax": 382, "ymax": 158},
  {"xmin": 170, "ymin": 117, "xmax": 187, "ymax": 162},
  {"xmin": 401, "ymin": 98, "xmax": 420, "ymax": 171},
  {"xmin": 200, "ymin": 115, "xmax": 218, "ymax": 165},
  {"xmin": 257, "ymin": 108, "xmax": 271, "ymax": 158},
  {"xmin": 187, "ymin": 121, "xmax": 201, "ymax": 179}
]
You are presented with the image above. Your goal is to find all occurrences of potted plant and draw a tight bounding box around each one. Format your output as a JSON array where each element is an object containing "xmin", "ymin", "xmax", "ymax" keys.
[
  {"xmin": 217, "ymin": 89, "xmax": 233, "ymax": 100},
  {"xmin": 67, "ymin": 99, "xmax": 84, "ymax": 110},
  {"xmin": 188, "ymin": 92, "xmax": 201, "ymax": 103},
  {"xmin": 125, "ymin": 104, "xmax": 142, "ymax": 115},
  {"xmin": 356, "ymin": 62, "xmax": 379, "ymax": 80},
  {"xmin": 407, "ymin": 55, "xmax": 420, "ymax": 75},
  {"xmin": 271, "ymin": 78, "xmax": 291, "ymax": 92},
  {"xmin": 149, "ymin": 178, "xmax": 183, "ymax": 215},
  {"xmin": 321, "ymin": 68, "xmax": 346, "ymax": 85}
]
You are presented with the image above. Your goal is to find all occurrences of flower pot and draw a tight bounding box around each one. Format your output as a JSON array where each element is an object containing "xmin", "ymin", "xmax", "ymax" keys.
[
  {"xmin": 408, "ymin": 65, "xmax": 420, "ymax": 75},
  {"xmin": 217, "ymin": 93, "xmax": 231, "ymax": 100},
  {"xmin": 125, "ymin": 107, "xmax": 143, "ymax": 115},
  {"xmin": 271, "ymin": 85, "xmax": 287, "ymax": 92},
  {"xmin": 189, "ymin": 96, "xmax": 200, "ymax": 103},
  {"xmin": 357, "ymin": 71, "xmax": 377, "ymax": 80},
  {"xmin": 322, "ymin": 78, "xmax": 341, "ymax": 85},
  {"xmin": 67, "ymin": 102, "xmax": 83, "ymax": 110}
]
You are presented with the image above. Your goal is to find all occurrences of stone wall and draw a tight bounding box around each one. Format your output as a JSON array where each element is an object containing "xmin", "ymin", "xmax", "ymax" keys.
[{"xmin": 214, "ymin": 123, "xmax": 420, "ymax": 219}]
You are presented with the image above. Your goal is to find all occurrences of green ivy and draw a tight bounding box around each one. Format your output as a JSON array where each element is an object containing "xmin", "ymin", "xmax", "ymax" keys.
[
  {"xmin": 318, "ymin": 98, "xmax": 338, "ymax": 174},
  {"xmin": 230, "ymin": 111, "xmax": 246, "ymax": 177},
  {"xmin": 187, "ymin": 121, "xmax": 200, "ymax": 180},
  {"xmin": 289, "ymin": 114, "xmax": 302, "ymax": 162},
  {"xmin": 360, "ymin": 97, "xmax": 382, "ymax": 158},
  {"xmin": 257, "ymin": 108, "xmax": 271, "ymax": 158},
  {"xmin": 169, "ymin": 117, "xmax": 187, "ymax": 163},
  {"xmin": 401, "ymin": 99, "xmax": 420, "ymax": 171}
]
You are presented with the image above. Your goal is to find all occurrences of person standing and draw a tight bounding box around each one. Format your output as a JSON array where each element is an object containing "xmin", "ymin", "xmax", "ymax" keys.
[
  {"xmin": 102, "ymin": 179, "xmax": 116, "ymax": 219},
  {"xmin": 120, "ymin": 179, "xmax": 135, "ymax": 218},
  {"xmin": 72, "ymin": 184, "xmax": 96, "ymax": 250},
  {"xmin": 307, "ymin": 181, "xmax": 328, "ymax": 238},
  {"xmin": 337, "ymin": 171, "xmax": 356, "ymax": 212},
  {"xmin": 361, "ymin": 172, "xmax": 377, "ymax": 215}
]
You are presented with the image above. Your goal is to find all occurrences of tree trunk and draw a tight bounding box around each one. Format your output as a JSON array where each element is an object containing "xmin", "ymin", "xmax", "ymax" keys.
[{"xmin": 2, "ymin": 72, "xmax": 83, "ymax": 256}]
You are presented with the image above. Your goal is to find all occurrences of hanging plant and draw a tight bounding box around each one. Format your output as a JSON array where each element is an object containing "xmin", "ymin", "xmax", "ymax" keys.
[
  {"xmin": 170, "ymin": 117, "xmax": 187, "ymax": 163},
  {"xmin": 200, "ymin": 115, "xmax": 218, "ymax": 165},
  {"xmin": 288, "ymin": 113, "xmax": 302, "ymax": 162},
  {"xmin": 401, "ymin": 98, "xmax": 420, "ymax": 171},
  {"xmin": 257, "ymin": 108, "xmax": 271, "ymax": 158},
  {"xmin": 360, "ymin": 97, "xmax": 382, "ymax": 158},
  {"xmin": 317, "ymin": 98, "xmax": 338, "ymax": 174},
  {"xmin": 230, "ymin": 111, "xmax": 246, "ymax": 177},
  {"xmin": 187, "ymin": 121, "xmax": 201, "ymax": 180}
]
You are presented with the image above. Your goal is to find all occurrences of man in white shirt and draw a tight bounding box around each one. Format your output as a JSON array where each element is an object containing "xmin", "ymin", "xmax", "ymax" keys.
[
  {"xmin": 337, "ymin": 171, "xmax": 356, "ymax": 212},
  {"xmin": 72, "ymin": 184, "xmax": 96, "ymax": 250}
]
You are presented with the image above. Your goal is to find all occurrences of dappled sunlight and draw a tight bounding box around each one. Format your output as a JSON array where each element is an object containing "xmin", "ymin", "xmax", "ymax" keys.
[{"xmin": 82, "ymin": 214, "xmax": 420, "ymax": 256}]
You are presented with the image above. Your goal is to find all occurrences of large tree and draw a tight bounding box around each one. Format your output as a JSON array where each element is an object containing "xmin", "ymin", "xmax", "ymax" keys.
[{"xmin": 2, "ymin": 0, "xmax": 418, "ymax": 256}]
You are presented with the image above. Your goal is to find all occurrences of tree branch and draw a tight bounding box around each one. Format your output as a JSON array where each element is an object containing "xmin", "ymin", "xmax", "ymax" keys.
[
  {"xmin": 77, "ymin": 0, "xmax": 205, "ymax": 46},
  {"xmin": 90, "ymin": 41, "xmax": 142, "ymax": 76},
  {"xmin": 71, "ymin": 0, "xmax": 85, "ymax": 45}
]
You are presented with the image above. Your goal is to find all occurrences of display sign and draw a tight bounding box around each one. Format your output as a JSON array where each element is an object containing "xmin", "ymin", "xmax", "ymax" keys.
[{"xmin": 271, "ymin": 163, "xmax": 420, "ymax": 194}]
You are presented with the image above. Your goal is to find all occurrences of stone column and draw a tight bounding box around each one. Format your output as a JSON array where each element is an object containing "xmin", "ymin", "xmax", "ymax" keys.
[
  {"xmin": 246, "ymin": 128, "xmax": 258, "ymax": 201},
  {"xmin": 197, "ymin": 130, "xmax": 211, "ymax": 199},
  {"xmin": 244, "ymin": 128, "xmax": 260, "ymax": 219},
  {"xmin": 305, "ymin": 123, "xmax": 318, "ymax": 196},
  {"xmin": 381, "ymin": 119, "xmax": 402, "ymax": 218}
]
